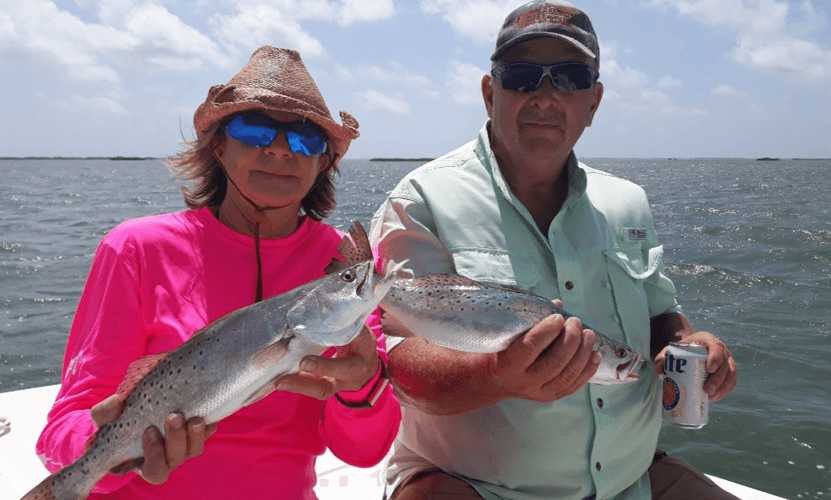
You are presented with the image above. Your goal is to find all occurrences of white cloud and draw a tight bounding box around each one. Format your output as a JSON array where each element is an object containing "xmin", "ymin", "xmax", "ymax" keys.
[
  {"xmin": 210, "ymin": 0, "xmax": 395, "ymax": 56},
  {"xmin": 2, "ymin": 0, "xmax": 231, "ymax": 82},
  {"xmin": 58, "ymin": 94, "xmax": 128, "ymax": 114},
  {"xmin": 335, "ymin": 63, "xmax": 430, "ymax": 86},
  {"xmin": 624, "ymin": 89, "xmax": 707, "ymax": 116},
  {"xmin": 602, "ymin": 59, "xmax": 650, "ymax": 87},
  {"xmin": 599, "ymin": 42, "xmax": 650, "ymax": 87},
  {"xmin": 125, "ymin": 4, "xmax": 229, "ymax": 72},
  {"xmin": 446, "ymin": 61, "xmax": 486, "ymax": 106},
  {"xmin": 210, "ymin": 4, "xmax": 327, "ymax": 58},
  {"xmin": 359, "ymin": 89, "xmax": 411, "ymax": 115},
  {"xmin": 647, "ymin": 0, "xmax": 831, "ymax": 81},
  {"xmin": 712, "ymin": 83, "xmax": 748, "ymax": 97},
  {"xmin": 2, "ymin": 0, "xmax": 137, "ymax": 84},
  {"xmin": 340, "ymin": 0, "xmax": 395, "ymax": 25},
  {"xmin": 658, "ymin": 75, "xmax": 683, "ymax": 89},
  {"xmin": 421, "ymin": 0, "xmax": 515, "ymax": 43}
]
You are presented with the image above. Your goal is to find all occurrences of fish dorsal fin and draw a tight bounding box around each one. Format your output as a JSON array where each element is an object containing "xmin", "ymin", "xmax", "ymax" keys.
[
  {"xmin": 349, "ymin": 221, "xmax": 374, "ymax": 261},
  {"xmin": 337, "ymin": 221, "xmax": 373, "ymax": 265},
  {"xmin": 325, "ymin": 257, "xmax": 349, "ymax": 275},
  {"xmin": 498, "ymin": 284, "xmax": 540, "ymax": 297},
  {"xmin": 407, "ymin": 273, "xmax": 485, "ymax": 288},
  {"xmin": 115, "ymin": 352, "xmax": 169, "ymax": 398}
]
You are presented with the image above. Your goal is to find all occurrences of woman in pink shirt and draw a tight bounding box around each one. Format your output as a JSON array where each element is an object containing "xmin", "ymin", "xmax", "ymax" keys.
[{"xmin": 35, "ymin": 46, "xmax": 400, "ymax": 499}]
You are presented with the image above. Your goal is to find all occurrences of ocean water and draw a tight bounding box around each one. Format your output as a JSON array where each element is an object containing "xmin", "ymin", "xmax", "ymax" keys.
[{"xmin": 1, "ymin": 157, "xmax": 829, "ymax": 499}]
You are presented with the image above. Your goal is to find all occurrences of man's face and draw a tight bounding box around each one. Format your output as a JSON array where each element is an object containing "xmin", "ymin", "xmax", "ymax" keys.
[{"xmin": 483, "ymin": 37, "xmax": 603, "ymax": 172}]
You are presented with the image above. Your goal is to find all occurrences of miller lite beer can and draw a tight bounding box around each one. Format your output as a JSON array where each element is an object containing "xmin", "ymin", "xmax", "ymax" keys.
[{"xmin": 662, "ymin": 342, "xmax": 709, "ymax": 429}]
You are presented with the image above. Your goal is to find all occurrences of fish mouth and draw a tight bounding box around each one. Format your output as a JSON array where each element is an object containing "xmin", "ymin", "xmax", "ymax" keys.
[
  {"xmin": 355, "ymin": 262, "xmax": 372, "ymax": 297},
  {"xmin": 616, "ymin": 354, "xmax": 644, "ymax": 382}
]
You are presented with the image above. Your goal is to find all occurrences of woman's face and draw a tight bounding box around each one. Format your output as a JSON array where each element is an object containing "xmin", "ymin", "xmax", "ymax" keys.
[{"xmin": 213, "ymin": 109, "xmax": 330, "ymax": 210}]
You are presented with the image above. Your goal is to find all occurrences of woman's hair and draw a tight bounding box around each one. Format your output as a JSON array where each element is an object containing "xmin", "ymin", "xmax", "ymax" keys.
[{"xmin": 166, "ymin": 123, "xmax": 339, "ymax": 222}]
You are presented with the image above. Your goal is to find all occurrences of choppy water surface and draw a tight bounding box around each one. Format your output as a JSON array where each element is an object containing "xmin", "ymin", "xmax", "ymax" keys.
[{"xmin": 1, "ymin": 157, "xmax": 829, "ymax": 499}]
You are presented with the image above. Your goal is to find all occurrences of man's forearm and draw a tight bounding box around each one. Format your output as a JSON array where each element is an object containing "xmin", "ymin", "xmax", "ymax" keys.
[
  {"xmin": 387, "ymin": 338, "xmax": 504, "ymax": 415},
  {"xmin": 649, "ymin": 312, "xmax": 695, "ymax": 360}
]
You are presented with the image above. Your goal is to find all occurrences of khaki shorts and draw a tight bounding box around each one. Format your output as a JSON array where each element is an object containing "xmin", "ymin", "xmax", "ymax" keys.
[{"xmin": 389, "ymin": 450, "xmax": 741, "ymax": 500}]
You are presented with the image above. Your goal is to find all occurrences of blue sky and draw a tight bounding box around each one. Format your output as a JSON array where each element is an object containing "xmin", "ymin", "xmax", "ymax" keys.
[{"xmin": 1, "ymin": 0, "xmax": 829, "ymax": 159}]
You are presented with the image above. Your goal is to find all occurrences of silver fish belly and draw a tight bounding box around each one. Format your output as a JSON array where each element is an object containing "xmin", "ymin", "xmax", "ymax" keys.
[{"xmin": 23, "ymin": 259, "xmax": 394, "ymax": 500}]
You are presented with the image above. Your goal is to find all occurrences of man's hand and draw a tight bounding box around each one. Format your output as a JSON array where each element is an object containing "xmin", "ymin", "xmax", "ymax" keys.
[
  {"xmin": 653, "ymin": 330, "xmax": 738, "ymax": 402},
  {"xmin": 274, "ymin": 325, "xmax": 380, "ymax": 400},
  {"xmin": 490, "ymin": 313, "xmax": 602, "ymax": 402},
  {"xmin": 90, "ymin": 395, "xmax": 217, "ymax": 484}
]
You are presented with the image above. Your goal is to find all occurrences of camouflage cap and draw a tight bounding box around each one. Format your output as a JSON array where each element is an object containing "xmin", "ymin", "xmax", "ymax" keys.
[{"xmin": 492, "ymin": 0, "xmax": 599, "ymax": 65}]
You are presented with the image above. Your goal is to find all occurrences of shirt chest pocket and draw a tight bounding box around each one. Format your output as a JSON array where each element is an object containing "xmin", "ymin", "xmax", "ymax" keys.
[
  {"xmin": 602, "ymin": 245, "xmax": 664, "ymax": 350},
  {"xmin": 451, "ymin": 250, "xmax": 543, "ymax": 289}
]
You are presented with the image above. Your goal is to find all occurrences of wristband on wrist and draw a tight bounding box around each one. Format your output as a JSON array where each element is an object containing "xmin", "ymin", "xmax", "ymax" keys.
[{"xmin": 334, "ymin": 359, "xmax": 390, "ymax": 410}]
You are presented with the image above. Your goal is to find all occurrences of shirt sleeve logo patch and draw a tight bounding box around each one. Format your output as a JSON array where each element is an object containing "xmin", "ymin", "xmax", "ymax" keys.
[{"xmin": 627, "ymin": 228, "xmax": 647, "ymax": 240}]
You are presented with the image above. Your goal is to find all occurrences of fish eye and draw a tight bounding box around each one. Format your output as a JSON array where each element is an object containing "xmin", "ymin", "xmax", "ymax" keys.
[
  {"xmin": 616, "ymin": 348, "xmax": 628, "ymax": 358},
  {"xmin": 341, "ymin": 269, "xmax": 357, "ymax": 282}
]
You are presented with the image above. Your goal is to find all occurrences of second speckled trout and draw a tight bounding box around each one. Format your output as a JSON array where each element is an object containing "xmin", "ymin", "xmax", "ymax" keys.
[
  {"xmin": 380, "ymin": 273, "xmax": 645, "ymax": 385},
  {"xmin": 22, "ymin": 256, "xmax": 395, "ymax": 500},
  {"xmin": 330, "ymin": 222, "xmax": 645, "ymax": 386}
]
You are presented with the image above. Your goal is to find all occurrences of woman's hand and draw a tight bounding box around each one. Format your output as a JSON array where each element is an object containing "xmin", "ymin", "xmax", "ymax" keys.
[
  {"xmin": 90, "ymin": 395, "xmax": 217, "ymax": 484},
  {"xmin": 274, "ymin": 325, "xmax": 380, "ymax": 400}
]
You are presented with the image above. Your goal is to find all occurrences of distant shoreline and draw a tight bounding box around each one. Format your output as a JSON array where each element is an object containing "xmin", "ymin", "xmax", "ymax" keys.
[
  {"xmin": 1, "ymin": 156, "xmax": 828, "ymax": 162},
  {"xmin": 0, "ymin": 156, "xmax": 157, "ymax": 161},
  {"xmin": 369, "ymin": 158, "xmax": 434, "ymax": 162}
]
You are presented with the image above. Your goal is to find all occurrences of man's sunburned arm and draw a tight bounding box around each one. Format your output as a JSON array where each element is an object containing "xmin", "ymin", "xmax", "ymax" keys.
[
  {"xmin": 387, "ymin": 339, "xmax": 500, "ymax": 415},
  {"xmin": 387, "ymin": 314, "xmax": 601, "ymax": 415}
]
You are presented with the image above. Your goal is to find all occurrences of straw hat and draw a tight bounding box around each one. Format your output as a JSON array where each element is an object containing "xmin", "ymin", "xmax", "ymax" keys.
[{"xmin": 194, "ymin": 46, "xmax": 359, "ymax": 161}]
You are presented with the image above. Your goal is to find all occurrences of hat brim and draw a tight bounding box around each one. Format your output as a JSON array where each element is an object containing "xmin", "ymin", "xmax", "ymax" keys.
[{"xmin": 194, "ymin": 85, "xmax": 359, "ymax": 161}]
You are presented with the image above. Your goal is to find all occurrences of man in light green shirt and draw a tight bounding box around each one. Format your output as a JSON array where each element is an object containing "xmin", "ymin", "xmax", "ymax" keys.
[{"xmin": 370, "ymin": 2, "xmax": 738, "ymax": 499}]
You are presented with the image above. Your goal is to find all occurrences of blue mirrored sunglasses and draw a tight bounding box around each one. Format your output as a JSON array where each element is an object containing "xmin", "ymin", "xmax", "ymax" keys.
[
  {"xmin": 491, "ymin": 62, "xmax": 599, "ymax": 93},
  {"xmin": 224, "ymin": 113, "xmax": 328, "ymax": 155}
]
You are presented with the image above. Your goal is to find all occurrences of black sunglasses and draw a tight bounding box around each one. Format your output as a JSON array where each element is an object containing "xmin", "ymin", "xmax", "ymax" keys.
[{"xmin": 491, "ymin": 62, "xmax": 599, "ymax": 93}]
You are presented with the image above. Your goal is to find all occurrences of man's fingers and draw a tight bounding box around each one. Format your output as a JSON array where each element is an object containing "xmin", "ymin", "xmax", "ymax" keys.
[
  {"xmin": 706, "ymin": 355, "xmax": 738, "ymax": 402},
  {"xmin": 545, "ymin": 349, "xmax": 602, "ymax": 399},
  {"xmin": 527, "ymin": 317, "xmax": 586, "ymax": 379},
  {"xmin": 90, "ymin": 394, "xmax": 124, "ymax": 428},
  {"xmin": 504, "ymin": 314, "xmax": 565, "ymax": 369}
]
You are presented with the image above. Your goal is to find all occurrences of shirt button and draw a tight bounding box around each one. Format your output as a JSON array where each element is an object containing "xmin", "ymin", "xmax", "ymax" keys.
[
  {"xmin": 596, "ymin": 462, "xmax": 602, "ymax": 471},
  {"xmin": 597, "ymin": 398, "xmax": 604, "ymax": 408},
  {"xmin": 565, "ymin": 281, "xmax": 574, "ymax": 290}
]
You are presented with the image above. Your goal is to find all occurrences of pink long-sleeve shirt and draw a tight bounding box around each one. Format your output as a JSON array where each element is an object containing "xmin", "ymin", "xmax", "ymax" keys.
[{"xmin": 36, "ymin": 208, "xmax": 400, "ymax": 499}]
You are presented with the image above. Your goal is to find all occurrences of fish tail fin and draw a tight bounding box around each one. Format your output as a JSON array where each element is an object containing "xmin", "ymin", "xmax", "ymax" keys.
[
  {"xmin": 20, "ymin": 473, "xmax": 60, "ymax": 500},
  {"xmin": 20, "ymin": 458, "xmax": 101, "ymax": 500}
]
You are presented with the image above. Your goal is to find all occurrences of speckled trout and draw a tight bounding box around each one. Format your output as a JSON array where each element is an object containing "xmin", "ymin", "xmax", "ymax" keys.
[
  {"xmin": 330, "ymin": 222, "xmax": 645, "ymax": 386},
  {"xmin": 22, "ymin": 256, "xmax": 395, "ymax": 500}
]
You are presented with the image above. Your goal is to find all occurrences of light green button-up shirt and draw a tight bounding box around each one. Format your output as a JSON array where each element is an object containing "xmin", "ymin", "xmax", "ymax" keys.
[{"xmin": 370, "ymin": 124, "xmax": 682, "ymax": 500}]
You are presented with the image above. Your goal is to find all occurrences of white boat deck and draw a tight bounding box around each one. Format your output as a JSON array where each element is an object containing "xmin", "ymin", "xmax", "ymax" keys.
[{"xmin": 0, "ymin": 385, "xmax": 785, "ymax": 500}]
